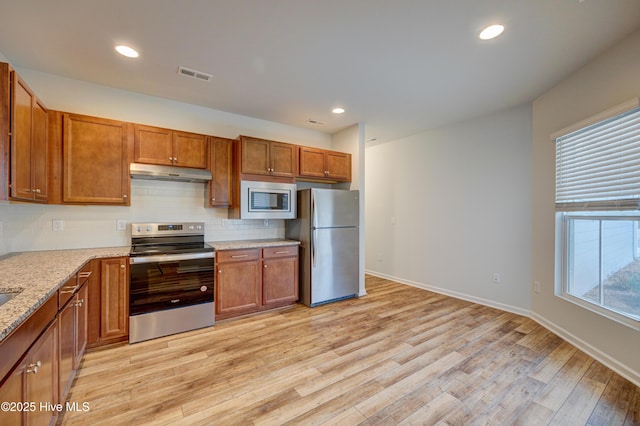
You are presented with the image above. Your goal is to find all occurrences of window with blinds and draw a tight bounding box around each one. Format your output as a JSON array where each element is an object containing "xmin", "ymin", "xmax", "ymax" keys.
[
  {"xmin": 555, "ymin": 102, "xmax": 640, "ymax": 211},
  {"xmin": 554, "ymin": 98, "xmax": 640, "ymax": 326}
]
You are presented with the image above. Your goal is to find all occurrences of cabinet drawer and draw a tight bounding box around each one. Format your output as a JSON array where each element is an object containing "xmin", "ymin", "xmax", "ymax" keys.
[
  {"xmin": 58, "ymin": 276, "xmax": 78, "ymax": 308},
  {"xmin": 216, "ymin": 249, "xmax": 260, "ymax": 264},
  {"xmin": 263, "ymin": 245, "xmax": 298, "ymax": 259}
]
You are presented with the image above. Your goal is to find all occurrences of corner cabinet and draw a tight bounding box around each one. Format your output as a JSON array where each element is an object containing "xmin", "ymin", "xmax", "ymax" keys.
[
  {"xmin": 215, "ymin": 245, "xmax": 299, "ymax": 320},
  {"xmin": 298, "ymin": 146, "xmax": 351, "ymax": 182},
  {"xmin": 134, "ymin": 124, "xmax": 208, "ymax": 169},
  {"xmin": 61, "ymin": 113, "xmax": 132, "ymax": 205}
]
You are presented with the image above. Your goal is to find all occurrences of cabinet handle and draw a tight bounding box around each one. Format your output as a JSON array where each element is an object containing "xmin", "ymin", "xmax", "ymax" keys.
[
  {"xmin": 231, "ymin": 254, "xmax": 248, "ymax": 258},
  {"xmin": 76, "ymin": 299, "xmax": 84, "ymax": 307},
  {"xmin": 218, "ymin": 270, "xmax": 222, "ymax": 273},
  {"xmin": 60, "ymin": 285, "xmax": 79, "ymax": 294},
  {"xmin": 123, "ymin": 195, "xmax": 128, "ymax": 199},
  {"xmin": 264, "ymin": 264, "xmax": 268, "ymax": 268},
  {"xmin": 120, "ymin": 264, "xmax": 126, "ymax": 269},
  {"xmin": 78, "ymin": 271, "xmax": 92, "ymax": 279},
  {"xmin": 275, "ymin": 251, "xmax": 290, "ymax": 254},
  {"xmin": 26, "ymin": 361, "xmax": 41, "ymax": 374}
]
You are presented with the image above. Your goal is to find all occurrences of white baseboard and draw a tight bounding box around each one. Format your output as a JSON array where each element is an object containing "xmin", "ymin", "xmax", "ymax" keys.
[{"xmin": 365, "ymin": 269, "xmax": 640, "ymax": 388}]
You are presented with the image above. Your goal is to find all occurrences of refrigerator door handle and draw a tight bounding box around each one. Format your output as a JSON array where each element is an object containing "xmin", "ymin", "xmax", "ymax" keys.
[{"xmin": 312, "ymin": 229, "xmax": 317, "ymax": 268}]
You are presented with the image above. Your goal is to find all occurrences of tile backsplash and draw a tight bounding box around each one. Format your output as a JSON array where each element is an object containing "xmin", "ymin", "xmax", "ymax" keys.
[{"xmin": 0, "ymin": 180, "xmax": 284, "ymax": 255}]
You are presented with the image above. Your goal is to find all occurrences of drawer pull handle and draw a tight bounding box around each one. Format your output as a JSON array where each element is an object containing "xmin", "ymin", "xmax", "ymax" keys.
[
  {"xmin": 78, "ymin": 271, "xmax": 92, "ymax": 279},
  {"xmin": 231, "ymin": 254, "xmax": 249, "ymax": 258},
  {"xmin": 27, "ymin": 361, "xmax": 41, "ymax": 374},
  {"xmin": 76, "ymin": 299, "xmax": 84, "ymax": 307},
  {"xmin": 275, "ymin": 251, "xmax": 289, "ymax": 254},
  {"xmin": 60, "ymin": 285, "xmax": 79, "ymax": 294}
]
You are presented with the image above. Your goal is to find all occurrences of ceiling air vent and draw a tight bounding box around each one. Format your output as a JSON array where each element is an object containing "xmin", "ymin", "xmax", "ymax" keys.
[
  {"xmin": 177, "ymin": 66, "xmax": 213, "ymax": 82},
  {"xmin": 305, "ymin": 119, "xmax": 326, "ymax": 126}
]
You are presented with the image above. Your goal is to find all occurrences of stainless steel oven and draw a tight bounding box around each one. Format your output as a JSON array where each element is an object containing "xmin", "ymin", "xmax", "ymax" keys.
[{"xmin": 129, "ymin": 222, "xmax": 214, "ymax": 343}]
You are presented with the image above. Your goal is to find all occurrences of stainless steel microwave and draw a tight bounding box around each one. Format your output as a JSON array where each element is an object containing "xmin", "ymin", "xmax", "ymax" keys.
[{"xmin": 240, "ymin": 180, "xmax": 297, "ymax": 219}]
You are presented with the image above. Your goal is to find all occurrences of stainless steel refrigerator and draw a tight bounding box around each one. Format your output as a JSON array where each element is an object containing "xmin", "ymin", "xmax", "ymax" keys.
[{"xmin": 285, "ymin": 188, "xmax": 360, "ymax": 306}]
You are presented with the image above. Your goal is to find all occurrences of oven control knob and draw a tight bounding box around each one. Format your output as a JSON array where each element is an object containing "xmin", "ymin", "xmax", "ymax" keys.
[
  {"xmin": 200, "ymin": 286, "xmax": 208, "ymax": 292},
  {"xmin": 188, "ymin": 225, "xmax": 195, "ymax": 230},
  {"xmin": 136, "ymin": 226, "xmax": 141, "ymax": 232},
  {"xmin": 146, "ymin": 226, "xmax": 151, "ymax": 232},
  {"xmin": 197, "ymin": 225, "xmax": 202, "ymax": 230}
]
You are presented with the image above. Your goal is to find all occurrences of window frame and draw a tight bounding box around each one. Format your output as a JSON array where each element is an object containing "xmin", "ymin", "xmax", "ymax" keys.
[{"xmin": 558, "ymin": 212, "xmax": 640, "ymax": 330}]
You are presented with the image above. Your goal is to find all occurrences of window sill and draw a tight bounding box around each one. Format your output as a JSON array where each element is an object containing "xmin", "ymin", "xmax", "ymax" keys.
[{"xmin": 557, "ymin": 292, "xmax": 640, "ymax": 331}]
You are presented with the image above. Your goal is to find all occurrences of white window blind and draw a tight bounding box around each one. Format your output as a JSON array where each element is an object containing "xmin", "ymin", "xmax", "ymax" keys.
[{"xmin": 555, "ymin": 103, "xmax": 640, "ymax": 211}]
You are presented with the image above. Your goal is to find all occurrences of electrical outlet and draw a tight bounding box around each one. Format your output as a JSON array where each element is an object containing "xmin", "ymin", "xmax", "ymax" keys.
[
  {"xmin": 492, "ymin": 272, "xmax": 501, "ymax": 283},
  {"xmin": 534, "ymin": 281, "xmax": 541, "ymax": 293},
  {"xmin": 116, "ymin": 220, "xmax": 127, "ymax": 231},
  {"xmin": 52, "ymin": 219, "xmax": 64, "ymax": 232}
]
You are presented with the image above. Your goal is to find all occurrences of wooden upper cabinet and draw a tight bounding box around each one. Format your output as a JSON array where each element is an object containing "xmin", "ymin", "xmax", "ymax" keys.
[
  {"xmin": 62, "ymin": 113, "xmax": 131, "ymax": 205},
  {"xmin": 9, "ymin": 70, "xmax": 48, "ymax": 202},
  {"xmin": 173, "ymin": 131, "xmax": 208, "ymax": 169},
  {"xmin": 133, "ymin": 124, "xmax": 172, "ymax": 166},
  {"xmin": 299, "ymin": 146, "xmax": 351, "ymax": 182},
  {"xmin": 133, "ymin": 124, "xmax": 207, "ymax": 169},
  {"xmin": 240, "ymin": 136, "xmax": 296, "ymax": 179},
  {"xmin": 208, "ymin": 136, "xmax": 233, "ymax": 207}
]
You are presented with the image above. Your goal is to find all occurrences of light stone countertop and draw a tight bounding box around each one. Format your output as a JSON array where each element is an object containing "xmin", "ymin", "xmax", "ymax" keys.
[
  {"xmin": 0, "ymin": 239, "xmax": 299, "ymax": 343},
  {"xmin": 0, "ymin": 247, "xmax": 130, "ymax": 342},
  {"xmin": 207, "ymin": 239, "xmax": 300, "ymax": 251}
]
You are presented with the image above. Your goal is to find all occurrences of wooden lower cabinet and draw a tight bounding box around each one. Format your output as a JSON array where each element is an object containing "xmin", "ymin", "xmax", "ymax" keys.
[
  {"xmin": 0, "ymin": 320, "xmax": 58, "ymax": 426},
  {"xmin": 58, "ymin": 279, "xmax": 88, "ymax": 403},
  {"xmin": 87, "ymin": 257, "xmax": 129, "ymax": 346},
  {"xmin": 215, "ymin": 249, "xmax": 262, "ymax": 320},
  {"xmin": 262, "ymin": 246, "xmax": 299, "ymax": 308},
  {"xmin": 215, "ymin": 245, "xmax": 299, "ymax": 320}
]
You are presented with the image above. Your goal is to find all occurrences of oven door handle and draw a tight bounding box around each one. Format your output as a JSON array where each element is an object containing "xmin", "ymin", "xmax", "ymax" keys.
[{"xmin": 130, "ymin": 251, "xmax": 215, "ymax": 264}]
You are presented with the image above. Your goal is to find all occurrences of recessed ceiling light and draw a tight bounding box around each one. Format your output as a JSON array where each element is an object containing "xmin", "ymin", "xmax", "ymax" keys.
[
  {"xmin": 115, "ymin": 45, "xmax": 139, "ymax": 58},
  {"xmin": 332, "ymin": 107, "xmax": 345, "ymax": 114},
  {"xmin": 479, "ymin": 24, "xmax": 504, "ymax": 40}
]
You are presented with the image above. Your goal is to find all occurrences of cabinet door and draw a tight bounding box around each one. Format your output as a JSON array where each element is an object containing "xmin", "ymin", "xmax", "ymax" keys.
[
  {"xmin": 100, "ymin": 257, "xmax": 129, "ymax": 340},
  {"xmin": 298, "ymin": 147, "xmax": 327, "ymax": 179},
  {"xmin": 32, "ymin": 99, "xmax": 48, "ymax": 201},
  {"xmin": 262, "ymin": 246, "xmax": 299, "ymax": 307},
  {"xmin": 208, "ymin": 137, "xmax": 232, "ymax": 207},
  {"xmin": 326, "ymin": 151, "xmax": 351, "ymax": 181},
  {"xmin": 270, "ymin": 142, "xmax": 296, "ymax": 177},
  {"xmin": 74, "ymin": 283, "xmax": 88, "ymax": 368},
  {"xmin": 58, "ymin": 298, "xmax": 75, "ymax": 401},
  {"xmin": 133, "ymin": 124, "xmax": 173, "ymax": 166},
  {"xmin": 241, "ymin": 137, "xmax": 270, "ymax": 175},
  {"xmin": 25, "ymin": 321, "xmax": 57, "ymax": 426},
  {"xmin": 173, "ymin": 131, "xmax": 208, "ymax": 169},
  {"xmin": 263, "ymin": 256, "xmax": 298, "ymax": 307},
  {"xmin": 10, "ymin": 72, "xmax": 35, "ymax": 200},
  {"xmin": 0, "ymin": 362, "xmax": 25, "ymax": 425},
  {"xmin": 216, "ymin": 260, "xmax": 262, "ymax": 319},
  {"xmin": 62, "ymin": 114, "xmax": 130, "ymax": 205}
]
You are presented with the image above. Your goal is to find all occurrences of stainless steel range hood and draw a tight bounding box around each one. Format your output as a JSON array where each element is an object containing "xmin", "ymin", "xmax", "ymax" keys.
[{"xmin": 130, "ymin": 163, "xmax": 212, "ymax": 183}]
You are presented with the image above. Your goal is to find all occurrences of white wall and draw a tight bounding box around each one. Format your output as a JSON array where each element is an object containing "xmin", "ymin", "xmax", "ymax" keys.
[
  {"xmin": 365, "ymin": 104, "xmax": 532, "ymax": 314},
  {"xmin": 0, "ymin": 63, "xmax": 333, "ymax": 256},
  {"xmin": 531, "ymin": 29, "xmax": 640, "ymax": 384}
]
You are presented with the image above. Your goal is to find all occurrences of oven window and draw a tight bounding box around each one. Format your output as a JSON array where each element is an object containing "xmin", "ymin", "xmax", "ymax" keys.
[{"xmin": 129, "ymin": 258, "xmax": 214, "ymax": 316}]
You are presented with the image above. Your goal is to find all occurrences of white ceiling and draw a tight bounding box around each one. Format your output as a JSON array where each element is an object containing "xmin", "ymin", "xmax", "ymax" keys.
[{"xmin": 1, "ymin": 0, "xmax": 639, "ymax": 143}]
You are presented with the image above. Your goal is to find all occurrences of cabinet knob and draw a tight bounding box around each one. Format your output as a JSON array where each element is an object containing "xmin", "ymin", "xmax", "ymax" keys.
[
  {"xmin": 76, "ymin": 299, "xmax": 84, "ymax": 307},
  {"xmin": 27, "ymin": 361, "xmax": 42, "ymax": 374},
  {"xmin": 218, "ymin": 270, "xmax": 222, "ymax": 274},
  {"xmin": 123, "ymin": 194, "xmax": 128, "ymax": 199},
  {"xmin": 264, "ymin": 264, "xmax": 268, "ymax": 268},
  {"xmin": 120, "ymin": 264, "xmax": 125, "ymax": 269}
]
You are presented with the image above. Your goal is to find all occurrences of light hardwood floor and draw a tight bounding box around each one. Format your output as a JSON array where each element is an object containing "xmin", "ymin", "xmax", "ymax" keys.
[{"xmin": 59, "ymin": 275, "xmax": 640, "ymax": 425}]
